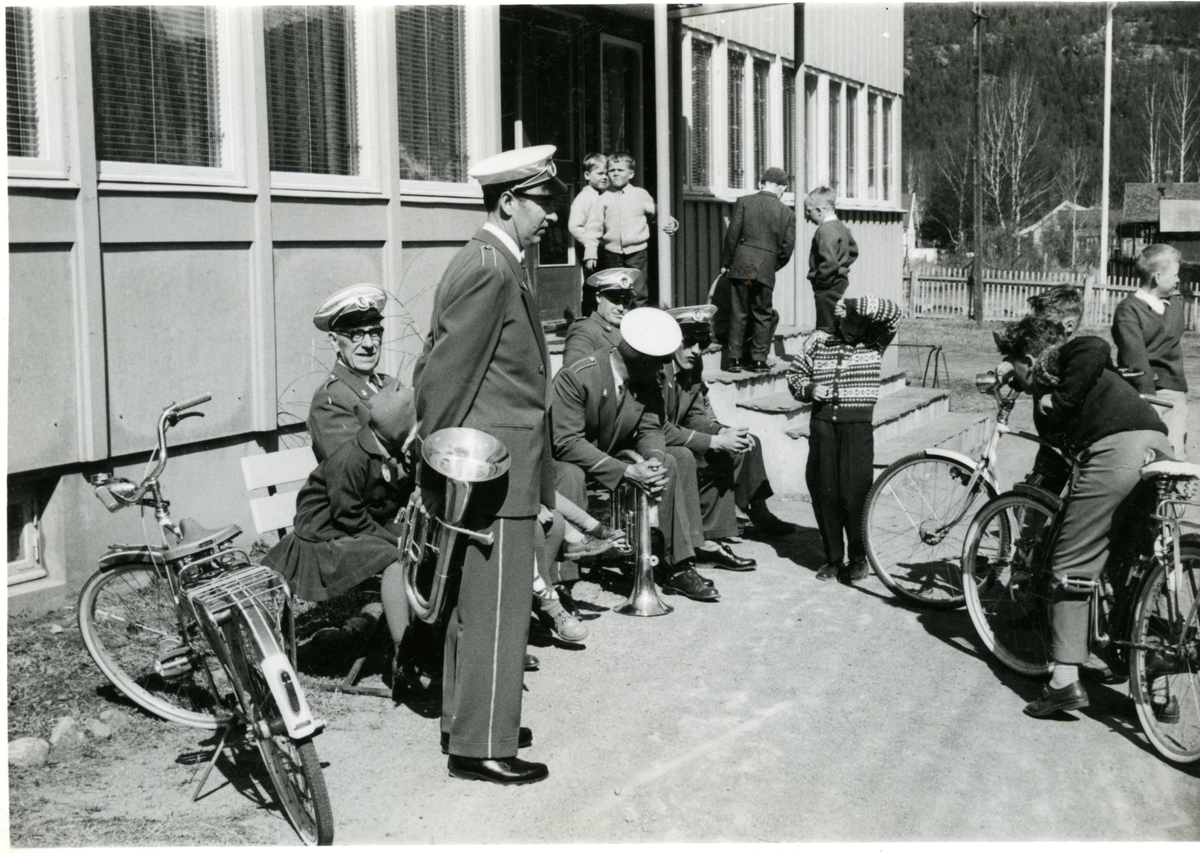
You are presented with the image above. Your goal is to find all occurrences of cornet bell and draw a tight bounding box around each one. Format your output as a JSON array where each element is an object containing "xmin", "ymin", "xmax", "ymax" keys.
[{"xmin": 423, "ymin": 427, "xmax": 511, "ymax": 482}]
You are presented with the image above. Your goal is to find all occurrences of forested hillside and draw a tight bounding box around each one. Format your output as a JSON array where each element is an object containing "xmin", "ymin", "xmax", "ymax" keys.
[{"xmin": 904, "ymin": 2, "xmax": 1200, "ymax": 264}]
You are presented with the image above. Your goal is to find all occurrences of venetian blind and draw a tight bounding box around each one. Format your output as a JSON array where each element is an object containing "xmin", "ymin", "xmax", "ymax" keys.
[
  {"xmin": 265, "ymin": 6, "xmax": 358, "ymax": 176},
  {"xmin": 783, "ymin": 68, "xmax": 796, "ymax": 186},
  {"xmin": 690, "ymin": 40, "xmax": 712, "ymax": 187},
  {"xmin": 828, "ymin": 82, "xmax": 840, "ymax": 192},
  {"xmin": 7, "ymin": 7, "xmax": 38, "ymax": 158},
  {"xmin": 846, "ymin": 86, "xmax": 858, "ymax": 197},
  {"xmin": 396, "ymin": 5, "xmax": 467, "ymax": 183},
  {"xmin": 753, "ymin": 59, "xmax": 769, "ymax": 186},
  {"xmin": 90, "ymin": 6, "xmax": 221, "ymax": 168},
  {"xmin": 867, "ymin": 93, "xmax": 878, "ymax": 198},
  {"xmin": 727, "ymin": 50, "xmax": 745, "ymax": 189},
  {"xmin": 883, "ymin": 97, "xmax": 893, "ymax": 200}
]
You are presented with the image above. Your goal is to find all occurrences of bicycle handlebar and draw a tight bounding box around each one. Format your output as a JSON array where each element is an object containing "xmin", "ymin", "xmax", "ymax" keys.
[{"xmin": 171, "ymin": 392, "xmax": 212, "ymax": 412}]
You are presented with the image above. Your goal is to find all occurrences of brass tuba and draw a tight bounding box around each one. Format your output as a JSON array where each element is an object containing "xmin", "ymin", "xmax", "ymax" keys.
[
  {"xmin": 402, "ymin": 427, "xmax": 511, "ymax": 624},
  {"xmin": 612, "ymin": 450, "xmax": 672, "ymax": 617}
]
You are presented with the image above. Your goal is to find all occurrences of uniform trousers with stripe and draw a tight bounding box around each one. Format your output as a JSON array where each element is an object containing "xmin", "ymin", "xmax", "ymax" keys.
[
  {"xmin": 442, "ymin": 513, "xmax": 535, "ymax": 758},
  {"xmin": 805, "ymin": 419, "xmax": 874, "ymax": 566},
  {"xmin": 694, "ymin": 437, "xmax": 772, "ymax": 540}
]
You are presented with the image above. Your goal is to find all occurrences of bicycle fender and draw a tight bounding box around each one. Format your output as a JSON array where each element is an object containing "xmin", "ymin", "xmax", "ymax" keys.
[
  {"xmin": 921, "ymin": 449, "xmax": 998, "ymax": 493},
  {"xmin": 97, "ymin": 546, "xmax": 165, "ymax": 572},
  {"xmin": 240, "ymin": 607, "xmax": 325, "ymax": 739},
  {"xmin": 1011, "ymin": 482, "xmax": 1063, "ymax": 511}
]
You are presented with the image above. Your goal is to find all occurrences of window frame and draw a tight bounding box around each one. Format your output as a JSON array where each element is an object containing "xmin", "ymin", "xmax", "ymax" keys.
[
  {"xmin": 94, "ymin": 5, "xmax": 251, "ymax": 189},
  {"xmin": 268, "ymin": 5, "xmax": 385, "ymax": 195},
  {"xmin": 599, "ymin": 33, "xmax": 644, "ymax": 176},
  {"xmin": 7, "ymin": 492, "xmax": 45, "ymax": 587},
  {"xmin": 682, "ymin": 29, "xmax": 716, "ymax": 195},
  {"xmin": 6, "ymin": 7, "xmax": 70, "ymax": 183},
  {"xmin": 397, "ymin": 4, "xmax": 490, "ymax": 202}
]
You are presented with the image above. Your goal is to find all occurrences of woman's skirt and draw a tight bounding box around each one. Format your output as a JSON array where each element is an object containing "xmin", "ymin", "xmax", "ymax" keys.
[{"xmin": 263, "ymin": 528, "xmax": 401, "ymax": 603}]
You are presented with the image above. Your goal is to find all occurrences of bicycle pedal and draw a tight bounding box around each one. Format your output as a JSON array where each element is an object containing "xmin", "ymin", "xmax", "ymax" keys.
[{"xmin": 155, "ymin": 646, "xmax": 195, "ymax": 679}]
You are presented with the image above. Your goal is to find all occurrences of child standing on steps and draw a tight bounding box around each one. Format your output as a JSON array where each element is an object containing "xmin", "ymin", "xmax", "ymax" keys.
[{"xmin": 787, "ymin": 295, "xmax": 901, "ymax": 583}]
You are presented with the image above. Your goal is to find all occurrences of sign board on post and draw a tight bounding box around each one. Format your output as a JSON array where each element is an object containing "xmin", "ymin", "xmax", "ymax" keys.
[{"xmin": 1160, "ymin": 200, "xmax": 1200, "ymax": 233}]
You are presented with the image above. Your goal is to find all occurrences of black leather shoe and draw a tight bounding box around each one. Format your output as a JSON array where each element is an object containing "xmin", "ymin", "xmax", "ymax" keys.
[
  {"xmin": 524, "ymin": 654, "xmax": 539, "ymax": 672},
  {"xmin": 695, "ymin": 542, "xmax": 756, "ymax": 571},
  {"xmin": 748, "ymin": 360, "xmax": 771, "ymax": 373},
  {"xmin": 447, "ymin": 754, "xmax": 548, "ymax": 785},
  {"xmin": 661, "ymin": 566, "xmax": 720, "ymax": 601},
  {"xmin": 1023, "ymin": 681, "xmax": 1089, "ymax": 717},
  {"xmin": 726, "ymin": 360, "xmax": 743, "ymax": 373},
  {"xmin": 815, "ymin": 561, "xmax": 844, "ymax": 581},
  {"xmin": 843, "ymin": 558, "xmax": 870, "ymax": 582},
  {"xmin": 443, "ymin": 727, "xmax": 532, "ymax": 755}
]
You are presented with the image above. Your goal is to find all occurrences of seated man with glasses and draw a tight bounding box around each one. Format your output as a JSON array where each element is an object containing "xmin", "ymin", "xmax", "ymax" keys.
[
  {"xmin": 561, "ymin": 268, "xmax": 640, "ymax": 367},
  {"xmin": 308, "ymin": 284, "xmax": 396, "ymax": 462}
]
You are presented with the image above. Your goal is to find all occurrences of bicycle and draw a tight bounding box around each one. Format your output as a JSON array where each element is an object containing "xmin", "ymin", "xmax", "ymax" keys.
[
  {"xmin": 861, "ymin": 371, "xmax": 1054, "ymax": 609},
  {"xmin": 77, "ymin": 394, "xmax": 334, "ymax": 844},
  {"xmin": 960, "ymin": 446, "xmax": 1200, "ymax": 765}
]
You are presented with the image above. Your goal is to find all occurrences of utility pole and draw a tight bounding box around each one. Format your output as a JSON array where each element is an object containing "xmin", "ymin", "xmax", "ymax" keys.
[
  {"xmin": 972, "ymin": 3, "xmax": 986, "ymax": 326},
  {"xmin": 1099, "ymin": 2, "xmax": 1114, "ymax": 298}
]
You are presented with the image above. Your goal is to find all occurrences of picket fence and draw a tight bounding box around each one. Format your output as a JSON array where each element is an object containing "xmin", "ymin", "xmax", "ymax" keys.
[{"xmin": 905, "ymin": 265, "xmax": 1200, "ymax": 330}]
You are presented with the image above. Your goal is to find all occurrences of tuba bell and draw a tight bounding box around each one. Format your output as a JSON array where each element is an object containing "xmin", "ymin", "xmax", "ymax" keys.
[
  {"xmin": 402, "ymin": 427, "xmax": 511, "ymax": 624},
  {"xmin": 613, "ymin": 450, "xmax": 672, "ymax": 617}
]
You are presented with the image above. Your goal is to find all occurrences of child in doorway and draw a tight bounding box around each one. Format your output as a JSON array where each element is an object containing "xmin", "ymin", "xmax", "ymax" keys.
[
  {"xmin": 569, "ymin": 153, "xmax": 610, "ymax": 318},
  {"xmin": 787, "ymin": 295, "xmax": 901, "ymax": 583},
  {"xmin": 583, "ymin": 152, "xmax": 678, "ymax": 306},
  {"xmin": 804, "ymin": 186, "xmax": 859, "ymax": 331},
  {"xmin": 1112, "ymin": 243, "xmax": 1187, "ymax": 458}
]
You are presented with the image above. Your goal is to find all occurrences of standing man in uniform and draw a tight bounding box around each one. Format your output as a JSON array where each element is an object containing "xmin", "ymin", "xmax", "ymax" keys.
[
  {"xmin": 412, "ymin": 145, "xmax": 566, "ymax": 786},
  {"xmin": 561, "ymin": 267, "xmax": 639, "ymax": 367},
  {"xmin": 720, "ymin": 167, "xmax": 796, "ymax": 373},
  {"xmin": 308, "ymin": 284, "xmax": 395, "ymax": 462}
]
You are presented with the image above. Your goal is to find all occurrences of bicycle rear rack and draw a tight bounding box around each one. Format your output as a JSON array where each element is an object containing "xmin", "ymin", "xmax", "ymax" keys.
[{"xmin": 186, "ymin": 564, "xmax": 289, "ymax": 627}]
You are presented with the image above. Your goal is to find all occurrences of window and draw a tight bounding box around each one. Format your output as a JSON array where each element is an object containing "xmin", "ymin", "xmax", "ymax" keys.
[
  {"xmin": 7, "ymin": 7, "xmax": 38, "ymax": 158},
  {"xmin": 7, "ymin": 6, "xmax": 67, "ymax": 180},
  {"xmin": 396, "ymin": 5, "xmax": 467, "ymax": 183},
  {"xmin": 783, "ymin": 67, "xmax": 796, "ymax": 186},
  {"xmin": 8, "ymin": 493, "xmax": 44, "ymax": 586},
  {"xmin": 265, "ymin": 6, "xmax": 358, "ymax": 177},
  {"xmin": 883, "ymin": 96, "xmax": 893, "ymax": 201},
  {"xmin": 752, "ymin": 59, "xmax": 769, "ymax": 186},
  {"xmin": 845, "ymin": 85, "xmax": 857, "ymax": 198},
  {"xmin": 805, "ymin": 74, "xmax": 818, "ymax": 191},
  {"xmin": 727, "ymin": 50, "xmax": 745, "ymax": 189},
  {"xmin": 91, "ymin": 7, "xmax": 222, "ymax": 168},
  {"xmin": 828, "ymin": 81, "xmax": 840, "ymax": 193},
  {"xmin": 867, "ymin": 92, "xmax": 878, "ymax": 199},
  {"xmin": 690, "ymin": 39, "xmax": 712, "ymax": 187}
]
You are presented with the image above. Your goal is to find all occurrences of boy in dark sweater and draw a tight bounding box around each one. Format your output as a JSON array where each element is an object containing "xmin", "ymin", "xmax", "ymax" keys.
[
  {"xmin": 804, "ymin": 186, "xmax": 858, "ymax": 331},
  {"xmin": 994, "ymin": 316, "xmax": 1170, "ymax": 719},
  {"xmin": 1112, "ymin": 243, "xmax": 1186, "ymax": 458},
  {"xmin": 787, "ymin": 295, "xmax": 900, "ymax": 582}
]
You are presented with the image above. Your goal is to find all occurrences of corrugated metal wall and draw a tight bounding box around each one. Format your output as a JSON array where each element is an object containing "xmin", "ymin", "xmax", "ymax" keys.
[
  {"xmin": 803, "ymin": 4, "xmax": 903, "ymax": 93},
  {"xmin": 683, "ymin": 4, "xmax": 794, "ymax": 60}
]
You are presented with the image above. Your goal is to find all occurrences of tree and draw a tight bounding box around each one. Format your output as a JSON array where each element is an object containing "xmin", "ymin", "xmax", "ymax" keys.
[
  {"xmin": 979, "ymin": 73, "xmax": 1049, "ymax": 236},
  {"xmin": 1054, "ymin": 145, "xmax": 1097, "ymax": 267},
  {"xmin": 1166, "ymin": 59, "xmax": 1199, "ymax": 182},
  {"xmin": 1138, "ymin": 68, "xmax": 1170, "ymax": 182}
]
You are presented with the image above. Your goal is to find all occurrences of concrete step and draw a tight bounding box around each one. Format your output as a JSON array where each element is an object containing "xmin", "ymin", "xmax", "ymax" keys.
[
  {"xmin": 784, "ymin": 386, "xmax": 950, "ymax": 443},
  {"xmin": 872, "ymin": 411, "xmax": 993, "ymax": 468},
  {"xmin": 699, "ymin": 325, "xmax": 811, "ymax": 373}
]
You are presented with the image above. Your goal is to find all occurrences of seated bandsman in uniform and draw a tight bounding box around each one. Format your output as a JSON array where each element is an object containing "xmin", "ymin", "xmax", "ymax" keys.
[
  {"xmin": 263, "ymin": 389, "xmax": 417, "ymax": 685},
  {"xmin": 551, "ymin": 307, "xmax": 719, "ymax": 603},
  {"xmin": 561, "ymin": 267, "xmax": 639, "ymax": 367},
  {"xmin": 308, "ymin": 284, "xmax": 395, "ymax": 463},
  {"xmin": 663, "ymin": 305, "xmax": 794, "ymax": 549}
]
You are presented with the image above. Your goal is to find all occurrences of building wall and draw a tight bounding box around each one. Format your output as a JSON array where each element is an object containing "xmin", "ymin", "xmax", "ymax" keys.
[{"xmin": 802, "ymin": 3, "xmax": 904, "ymax": 93}]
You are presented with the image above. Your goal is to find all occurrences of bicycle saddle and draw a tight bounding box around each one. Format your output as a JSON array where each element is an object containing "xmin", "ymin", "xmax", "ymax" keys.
[
  {"xmin": 164, "ymin": 517, "xmax": 242, "ymax": 562},
  {"xmin": 1140, "ymin": 459, "xmax": 1200, "ymax": 481}
]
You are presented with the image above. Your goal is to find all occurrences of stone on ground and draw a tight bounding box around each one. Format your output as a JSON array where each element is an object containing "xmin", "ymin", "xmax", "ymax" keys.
[{"xmin": 8, "ymin": 738, "xmax": 51, "ymax": 768}]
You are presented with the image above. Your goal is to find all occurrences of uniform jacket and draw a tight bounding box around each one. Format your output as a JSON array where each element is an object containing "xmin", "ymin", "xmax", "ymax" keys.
[
  {"xmin": 412, "ymin": 227, "xmax": 554, "ymax": 517},
  {"xmin": 561, "ymin": 312, "xmax": 623, "ymax": 367},
  {"xmin": 307, "ymin": 360, "xmax": 394, "ymax": 462},
  {"xmin": 660, "ymin": 360, "xmax": 725, "ymax": 455},
  {"xmin": 721, "ymin": 190, "xmax": 797, "ymax": 288},
  {"xmin": 551, "ymin": 353, "xmax": 667, "ymax": 490},
  {"xmin": 293, "ymin": 426, "xmax": 409, "ymax": 545}
]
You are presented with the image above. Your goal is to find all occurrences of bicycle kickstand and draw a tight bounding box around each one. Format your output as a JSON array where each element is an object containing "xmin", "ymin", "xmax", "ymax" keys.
[{"xmin": 190, "ymin": 723, "xmax": 234, "ymax": 802}]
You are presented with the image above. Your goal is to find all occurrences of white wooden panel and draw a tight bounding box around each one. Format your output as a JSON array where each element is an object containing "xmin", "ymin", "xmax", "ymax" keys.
[
  {"xmin": 241, "ymin": 445, "xmax": 317, "ymax": 491},
  {"xmin": 249, "ymin": 491, "xmax": 300, "ymax": 535}
]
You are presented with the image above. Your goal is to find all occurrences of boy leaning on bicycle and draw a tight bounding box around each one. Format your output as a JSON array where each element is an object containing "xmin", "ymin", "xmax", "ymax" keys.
[{"xmin": 994, "ymin": 314, "xmax": 1171, "ymax": 718}]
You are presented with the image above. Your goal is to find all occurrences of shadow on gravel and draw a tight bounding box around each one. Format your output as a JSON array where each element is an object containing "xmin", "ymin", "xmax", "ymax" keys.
[{"xmin": 752, "ymin": 524, "xmax": 827, "ymax": 573}]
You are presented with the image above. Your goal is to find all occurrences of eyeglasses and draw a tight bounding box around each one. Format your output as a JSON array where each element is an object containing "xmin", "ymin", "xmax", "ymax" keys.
[
  {"xmin": 682, "ymin": 335, "xmax": 711, "ymax": 349},
  {"xmin": 335, "ymin": 326, "xmax": 384, "ymax": 343}
]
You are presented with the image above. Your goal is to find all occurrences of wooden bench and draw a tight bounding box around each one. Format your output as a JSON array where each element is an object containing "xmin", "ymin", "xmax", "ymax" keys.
[{"xmin": 241, "ymin": 443, "xmax": 389, "ymax": 698}]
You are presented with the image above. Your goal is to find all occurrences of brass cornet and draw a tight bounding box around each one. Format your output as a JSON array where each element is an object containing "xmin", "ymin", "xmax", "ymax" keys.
[{"xmin": 402, "ymin": 427, "xmax": 511, "ymax": 624}]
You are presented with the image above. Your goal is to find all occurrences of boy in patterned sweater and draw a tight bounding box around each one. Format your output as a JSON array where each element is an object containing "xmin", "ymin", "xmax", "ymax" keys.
[{"xmin": 788, "ymin": 295, "xmax": 901, "ymax": 582}]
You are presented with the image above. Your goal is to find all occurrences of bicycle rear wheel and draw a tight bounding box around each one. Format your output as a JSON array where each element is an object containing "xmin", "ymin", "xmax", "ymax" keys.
[
  {"xmin": 961, "ymin": 493, "xmax": 1055, "ymax": 677},
  {"xmin": 1130, "ymin": 546, "xmax": 1200, "ymax": 765},
  {"xmin": 232, "ymin": 609, "xmax": 334, "ymax": 845},
  {"xmin": 78, "ymin": 563, "xmax": 230, "ymax": 729},
  {"xmin": 863, "ymin": 452, "xmax": 997, "ymax": 609}
]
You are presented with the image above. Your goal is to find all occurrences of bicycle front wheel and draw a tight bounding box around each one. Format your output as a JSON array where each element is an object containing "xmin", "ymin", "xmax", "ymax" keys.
[
  {"xmin": 1130, "ymin": 546, "xmax": 1200, "ymax": 765},
  {"xmin": 961, "ymin": 493, "xmax": 1055, "ymax": 677},
  {"xmin": 863, "ymin": 452, "xmax": 998, "ymax": 609},
  {"xmin": 232, "ymin": 609, "xmax": 334, "ymax": 845},
  {"xmin": 78, "ymin": 563, "xmax": 230, "ymax": 729}
]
